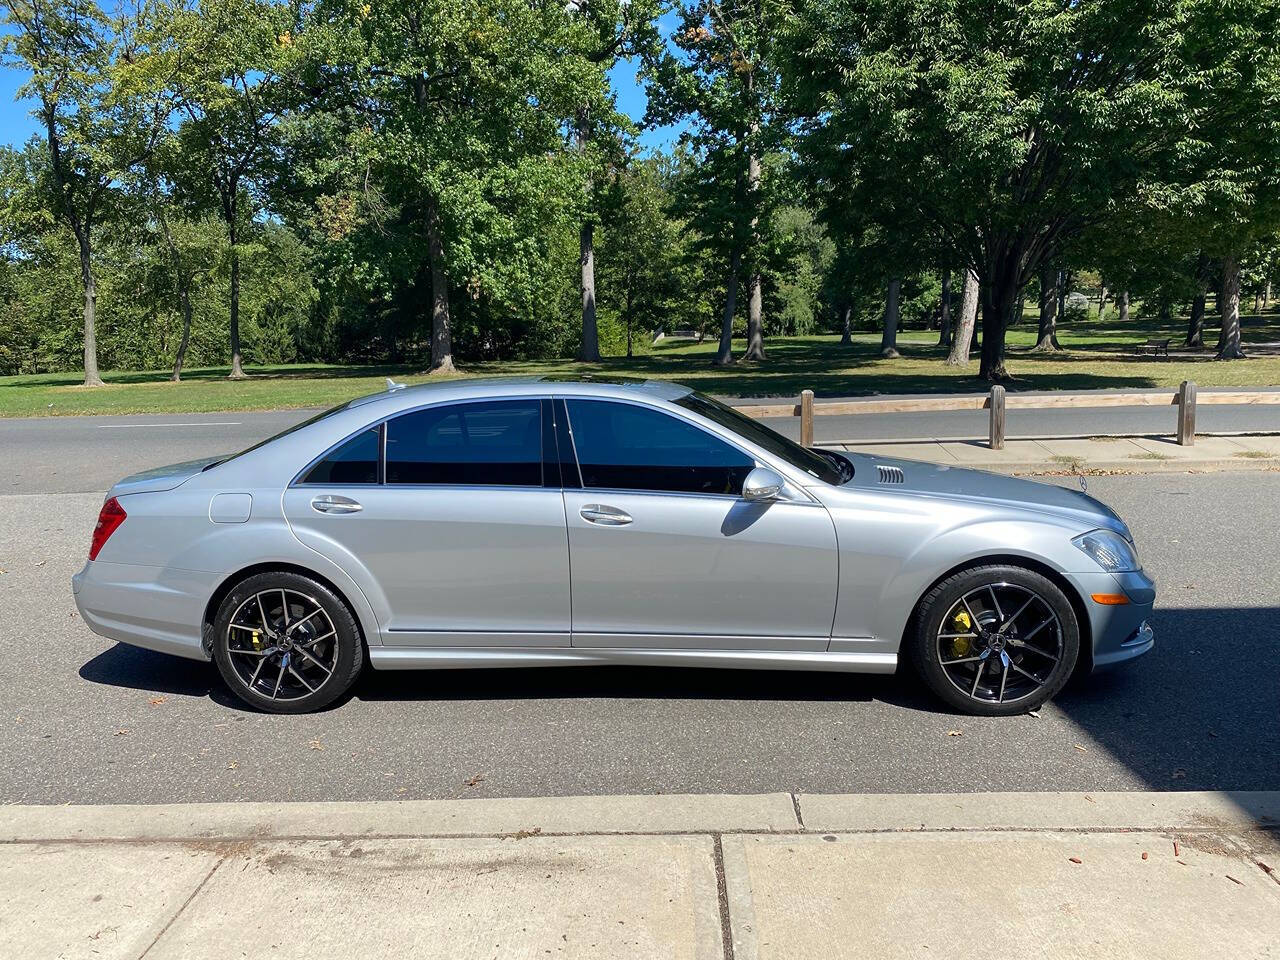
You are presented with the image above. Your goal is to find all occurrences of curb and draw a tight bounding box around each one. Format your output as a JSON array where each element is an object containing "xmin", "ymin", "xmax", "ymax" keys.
[{"xmin": 3, "ymin": 791, "xmax": 1277, "ymax": 843}]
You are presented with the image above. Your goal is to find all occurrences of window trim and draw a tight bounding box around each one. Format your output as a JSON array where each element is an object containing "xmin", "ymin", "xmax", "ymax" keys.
[
  {"xmin": 290, "ymin": 396, "xmax": 554, "ymax": 491},
  {"xmin": 560, "ymin": 396, "xmax": 765, "ymax": 500}
]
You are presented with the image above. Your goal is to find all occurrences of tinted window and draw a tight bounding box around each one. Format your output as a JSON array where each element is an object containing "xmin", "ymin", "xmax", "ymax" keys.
[
  {"xmin": 566, "ymin": 399, "xmax": 754, "ymax": 495},
  {"xmin": 386, "ymin": 400, "xmax": 542, "ymax": 486},
  {"xmin": 674, "ymin": 392, "xmax": 847, "ymax": 485},
  {"xmin": 300, "ymin": 427, "xmax": 381, "ymax": 484}
]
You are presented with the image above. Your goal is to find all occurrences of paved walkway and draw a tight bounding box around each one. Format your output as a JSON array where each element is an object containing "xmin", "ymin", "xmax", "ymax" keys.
[
  {"xmin": 825, "ymin": 433, "xmax": 1280, "ymax": 474},
  {"xmin": 3, "ymin": 792, "xmax": 1277, "ymax": 959}
]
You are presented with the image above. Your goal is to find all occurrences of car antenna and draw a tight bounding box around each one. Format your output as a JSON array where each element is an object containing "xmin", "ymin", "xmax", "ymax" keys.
[{"xmin": 386, "ymin": 377, "xmax": 406, "ymax": 392}]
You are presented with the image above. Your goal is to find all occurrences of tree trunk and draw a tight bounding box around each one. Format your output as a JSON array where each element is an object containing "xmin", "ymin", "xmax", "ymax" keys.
[
  {"xmin": 839, "ymin": 303, "xmax": 853, "ymax": 346},
  {"xmin": 713, "ymin": 249, "xmax": 739, "ymax": 366},
  {"xmin": 1097, "ymin": 281, "xmax": 1107, "ymax": 319},
  {"xmin": 880, "ymin": 278, "xmax": 901, "ymax": 358},
  {"xmin": 1057, "ymin": 272, "xmax": 1066, "ymax": 322},
  {"xmin": 979, "ymin": 261, "xmax": 1021, "ymax": 381},
  {"xmin": 227, "ymin": 222, "xmax": 245, "ymax": 379},
  {"xmin": 946, "ymin": 270, "xmax": 978, "ymax": 365},
  {"xmin": 1117, "ymin": 290, "xmax": 1129, "ymax": 325},
  {"xmin": 159, "ymin": 213, "xmax": 192, "ymax": 382},
  {"xmin": 1217, "ymin": 255, "xmax": 1246, "ymax": 360},
  {"xmin": 742, "ymin": 145, "xmax": 766, "ymax": 361},
  {"xmin": 1187, "ymin": 293, "xmax": 1206, "ymax": 347},
  {"xmin": 579, "ymin": 220, "xmax": 599, "ymax": 362},
  {"xmin": 938, "ymin": 272, "xmax": 952, "ymax": 347},
  {"xmin": 426, "ymin": 197, "xmax": 456, "ymax": 373},
  {"xmin": 1032, "ymin": 266, "xmax": 1060, "ymax": 351},
  {"xmin": 75, "ymin": 229, "xmax": 104, "ymax": 387}
]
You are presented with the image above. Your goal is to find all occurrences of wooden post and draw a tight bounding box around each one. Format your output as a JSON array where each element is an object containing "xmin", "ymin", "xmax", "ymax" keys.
[
  {"xmin": 1177, "ymin": 380, "xmax": 1196, "ymax": 446},
  {"xmin": 988, "ymin": 384, "xmax": 1006, "ymax": 449},
  {"xmin": 800, "ymin": 389, "xmax": 815, "ymax": 447}
]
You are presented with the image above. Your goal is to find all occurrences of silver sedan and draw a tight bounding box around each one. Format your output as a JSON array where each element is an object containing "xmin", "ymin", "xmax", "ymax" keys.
[{"xmin": 72, "ymin": 378, "xmax": 1155, "ymax": 715}]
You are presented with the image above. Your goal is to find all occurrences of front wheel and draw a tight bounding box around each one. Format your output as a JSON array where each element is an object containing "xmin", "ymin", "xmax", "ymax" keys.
[
  {"xmin": 910, "ymin": 565, "xmax": 1080, "ymax": 716},
  {"xmin": 212, "ymin": 571, "xmax": 364, "ymax": 713}
]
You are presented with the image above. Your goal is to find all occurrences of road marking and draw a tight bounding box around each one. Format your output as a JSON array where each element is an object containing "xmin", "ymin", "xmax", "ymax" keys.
[{"xmin": 95, "ymin": 422, "xmax": 242, "ymax": 428}]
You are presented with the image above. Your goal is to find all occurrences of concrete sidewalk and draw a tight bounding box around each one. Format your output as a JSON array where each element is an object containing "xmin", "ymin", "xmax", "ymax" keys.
[
  {"xmin": 824, "ymin": 432, "xmax": 1280, "ymax": 474},
  {"xmin": 4, "ymin": 792, "xmax": 1278, "ymax": 960}
]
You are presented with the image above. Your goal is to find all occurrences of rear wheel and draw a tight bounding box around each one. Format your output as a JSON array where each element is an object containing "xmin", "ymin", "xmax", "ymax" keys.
[
  {"xmin": 212, "ymin": 571, "xmax": 363, "ymax": 713},
  {"xmin": 910, "ymin": 565, "xmax": 1080, "ymax": 716}
]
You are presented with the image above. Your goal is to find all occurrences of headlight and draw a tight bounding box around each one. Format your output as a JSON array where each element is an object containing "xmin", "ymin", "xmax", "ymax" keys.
[{"xmin": 1072, "ymin": 529, "xmax": 1140, "ymax": 573}]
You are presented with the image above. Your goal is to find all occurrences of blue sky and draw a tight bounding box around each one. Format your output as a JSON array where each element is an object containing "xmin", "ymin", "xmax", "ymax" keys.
[{"xmin": 1, "ymin": 53, "xmax": 683, "ymax": 152}]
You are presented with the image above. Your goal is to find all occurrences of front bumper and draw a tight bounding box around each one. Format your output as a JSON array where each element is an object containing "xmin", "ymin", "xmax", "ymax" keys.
[
  {"xmin": 1064, "ymin": 568, "xmax": 1156, "ymax": 671},
  {"xmin": 72, "ymin": 560, "xmax": 213, "ymax": 662}
]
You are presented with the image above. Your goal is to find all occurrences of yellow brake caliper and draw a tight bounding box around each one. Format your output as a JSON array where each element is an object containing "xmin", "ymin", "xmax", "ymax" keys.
[{"xmin": 950, "ymin": 610, "xmax": 972, "ymax": 656}]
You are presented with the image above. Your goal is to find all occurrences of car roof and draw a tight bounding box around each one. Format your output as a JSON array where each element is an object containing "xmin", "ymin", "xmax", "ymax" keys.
[{"xmin": 346, "ymin": 375, "xmax": 693, "ymax": 410}]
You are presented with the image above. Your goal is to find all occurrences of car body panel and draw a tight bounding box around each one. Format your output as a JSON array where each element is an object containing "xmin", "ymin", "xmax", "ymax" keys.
[
  {"xmin": 563, "ymin": 489, "xmax": 838, "ymax": 649},
  {"xmin": 71, "ymin": 377, "xmax": 1156, "ymax": 682}
]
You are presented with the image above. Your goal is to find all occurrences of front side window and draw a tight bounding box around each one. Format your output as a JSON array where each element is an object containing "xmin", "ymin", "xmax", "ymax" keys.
[
  {"xmin": 565, "ymin": 399, "xmax": 754, "ymax": 495},
  {"xmin": 300, "ymin": 426, "xmax": 381, "ymax": 484},
  {"xmin": 386, "ymin": 400, "xmax": 543, "ymax": 486}
]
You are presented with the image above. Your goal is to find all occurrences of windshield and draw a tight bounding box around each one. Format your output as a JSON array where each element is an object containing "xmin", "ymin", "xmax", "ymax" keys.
[
  {"xmin": 674, "ymin": 393, "xmax": 850, "ymax": 485},
  {"xmin": 203, "ymin": 401, "xmax": 355, "ymax": 472}
]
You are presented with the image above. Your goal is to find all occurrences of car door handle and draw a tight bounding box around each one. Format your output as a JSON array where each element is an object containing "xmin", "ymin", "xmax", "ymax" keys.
[
  {"xmin": 311, "ymin": 494, "xmax": 363, "ymax": 514},
  {"xmin": 580, "ymin": 504, "xmax": 632, "ymax": 526}
]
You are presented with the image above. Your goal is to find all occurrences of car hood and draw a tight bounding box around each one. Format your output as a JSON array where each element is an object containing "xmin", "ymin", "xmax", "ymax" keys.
[
  {"xmin": 108, "ymin": 456, "xmax": 227, "ymax": 498},
  {"xmin": 839, "ymin": 453, "xmax": 1129, "ymax": 535}
]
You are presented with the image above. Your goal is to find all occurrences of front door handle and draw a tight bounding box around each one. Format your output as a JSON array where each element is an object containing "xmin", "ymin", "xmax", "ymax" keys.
[
  {"xmin": 580, "ymin": 504, "xmax": 632, "ymax": 526},
  {"xmin": 311, "ymin": 494, "xmax": 363, "ymax": 515}
]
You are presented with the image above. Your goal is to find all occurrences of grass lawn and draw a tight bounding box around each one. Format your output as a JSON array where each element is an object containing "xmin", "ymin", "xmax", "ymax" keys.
[{"xmin": 2, "ymin": 312, "xmax": 1278, "ymax": 418}]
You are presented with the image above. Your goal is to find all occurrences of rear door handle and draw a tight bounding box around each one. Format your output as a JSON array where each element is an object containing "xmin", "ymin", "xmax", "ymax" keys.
[
  {"xmin": 580, "ymin": 504, "xmax": 632, "ymax": 526},
  {"xmin": 311, "ymin": 494, "xmax": 363, "ymax": 514}
]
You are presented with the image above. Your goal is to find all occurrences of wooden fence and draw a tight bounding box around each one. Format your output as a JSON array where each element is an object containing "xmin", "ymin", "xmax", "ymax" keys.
[{"xmin": 737, "ymin": 381, "xmax": 1280, "ymax": 450}]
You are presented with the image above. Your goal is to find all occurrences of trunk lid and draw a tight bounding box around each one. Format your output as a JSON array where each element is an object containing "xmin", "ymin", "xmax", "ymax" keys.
[{"xmin": 108, "ymin": 456, "xmax": 227, "ymax": 498}]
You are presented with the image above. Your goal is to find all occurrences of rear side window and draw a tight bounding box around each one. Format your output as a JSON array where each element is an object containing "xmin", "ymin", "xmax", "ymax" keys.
[
  {"xmin": 300, "ymin": 427, "xmax": 381, "ymax": 484},
  {"xmin": 386, "ymin": 400, "xmax": 543, "ymax": 486},
  {"xmin": 565, "ymin": 399, "xmax": 754, "ymax": 495}
]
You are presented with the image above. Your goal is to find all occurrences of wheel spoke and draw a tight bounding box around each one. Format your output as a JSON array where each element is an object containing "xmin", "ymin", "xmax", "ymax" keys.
[
  {"xmin": 271, "ymin": 657, "xmax": 287, "ymax": 698},
  {"xmin": 248, "ymin": 656, "xmax": 267, "ymax": 688},
  {"xmin": 987, "ymin": 585, "xmax": 1004, "ymax": 621},
  {"xmin": 998, "ymin": 651, "xmax": 1010, "ymax": 702},
  {"xmin": 293, "ymin": 645, "xmax": 333, "ymax": 677},
  {"xmin": 998, "ymin": 595, "xmax": 1035, "ymax": 634},
  {"xmin": 286, "ymin": 608, "xmax": 323, "ymax": 634},
  {"xmin": 256, "ymin": 593, "xmax": 272, "ymax": 634},
  {"xmin": 938, "ymin": 632, "xmax": 979, "ymax": 640},
  {"xmin": 942, "ymin": 655, "xmax": 986, "ymax": 665},
  {"xmin": 961, "ymin": 596, "xmax": 982, "ymax": 627},
  {"xmin": 279, "ymin": 589, "xmax": 290, "ymax": 628},
  {"xmin": 228, "ymin": 648, "xmax": 267, "ymax": 657},
  {"xmin": 1009, "ymin": 638, "xmax": 1059, "ymax": 661},
  {"xmin": 1023, "ymin": 615, "xmax": 1055, "ymax": 641},
  {"xmin": 287, "ymin": 663, "xmax": 316, "ymax": 693},
  {"xmin": 296, "ymin": 629, "xmax": 335, "ymax": 649},
  {"xmin": 969, "ymin": 654, "xmax": 989, "ymax": 696},
  {"xmin": 1008, "ymin": 659, "xmax": 1046, "ymax": 685}
]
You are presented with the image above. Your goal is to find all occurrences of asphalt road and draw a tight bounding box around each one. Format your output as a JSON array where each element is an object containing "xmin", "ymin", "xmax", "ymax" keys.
[
  {"xmin": 1, "ymin": 472, "xmax": 1276, "ymax": 804},
  {"xmin": 4, "ymin": 394, "xmax": 1279, "ymax": 495}
]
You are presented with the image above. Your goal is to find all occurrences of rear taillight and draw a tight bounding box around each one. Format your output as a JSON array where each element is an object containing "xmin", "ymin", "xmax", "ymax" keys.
[{"xmin": 89, "ymin": 497, "xmax": 127, "ymax": 560}]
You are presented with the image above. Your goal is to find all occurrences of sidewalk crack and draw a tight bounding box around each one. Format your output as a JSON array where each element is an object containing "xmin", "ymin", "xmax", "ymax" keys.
[
  {"xmin": 712, "ymin": 835, "xmax": 736, "ymax": 960},
  {"xmin": 137, "ymin": 853, "xmax": 226, "ymax": 959},
  {"xmin": 790, "ymin": 792, "xmax": 805, "ymax": 830}
]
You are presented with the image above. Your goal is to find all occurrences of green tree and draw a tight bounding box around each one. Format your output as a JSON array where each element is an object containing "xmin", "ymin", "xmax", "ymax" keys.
[
  {"xmin": 3, "ymin": 0, "xmax": 170, "ymax": 385},
  {"xmin": 647, "ymin": 0, "xmax": 791, "ymax": 365},
  {"xmin": 784, "ymin": 0, "xmax": 1276, "ymax": 379}
]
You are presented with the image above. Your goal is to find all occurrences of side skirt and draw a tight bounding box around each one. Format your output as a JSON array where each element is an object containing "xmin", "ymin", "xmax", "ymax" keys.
[{"xmin": 368, "ymin": 646, "xmax": 898, "ymax": 673}]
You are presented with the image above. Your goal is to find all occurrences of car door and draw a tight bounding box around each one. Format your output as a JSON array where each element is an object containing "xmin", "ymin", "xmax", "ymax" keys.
[
  {"xmin": 559, "ymin": 397, "xmax": 838, "ymax": 650},
  {"xmin": 283, "ymin": 397, "xmax": 571, "ymax": 647}
]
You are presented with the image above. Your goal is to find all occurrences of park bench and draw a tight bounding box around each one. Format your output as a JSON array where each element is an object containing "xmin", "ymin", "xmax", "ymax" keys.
[{"xmin": 1134, "ymin": 338, "xmax": 1171, "ymax": 357}]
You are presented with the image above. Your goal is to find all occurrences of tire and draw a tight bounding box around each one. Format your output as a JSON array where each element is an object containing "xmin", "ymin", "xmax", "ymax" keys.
[
  {"xmin": 212, "ymin": 571, "xmax": 364, "ymax": 714},
  {"xmin": 909, "ymin": 564, "xmax": 1080, "ymax": 717}
]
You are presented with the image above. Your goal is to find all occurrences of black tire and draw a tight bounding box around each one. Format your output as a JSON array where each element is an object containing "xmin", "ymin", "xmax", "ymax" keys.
[
  {"xmin": 909, "ymin": 564, "xmax": 1080, "ymax": 716},
  {"xmin": 212, "ymin": 571, "xmax": 364, "ymax": 714}
]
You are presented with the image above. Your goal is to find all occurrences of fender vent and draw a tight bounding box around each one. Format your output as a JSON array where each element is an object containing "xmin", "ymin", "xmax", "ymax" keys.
[{"xmin": 876, "ymin": 464, "xmax": 905, "ymax": 484}]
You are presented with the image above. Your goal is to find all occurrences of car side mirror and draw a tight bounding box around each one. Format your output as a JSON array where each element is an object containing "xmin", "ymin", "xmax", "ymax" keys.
[{"xmin": 742, "ymin": 467, "xmax": 785, "ymax": 502}]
